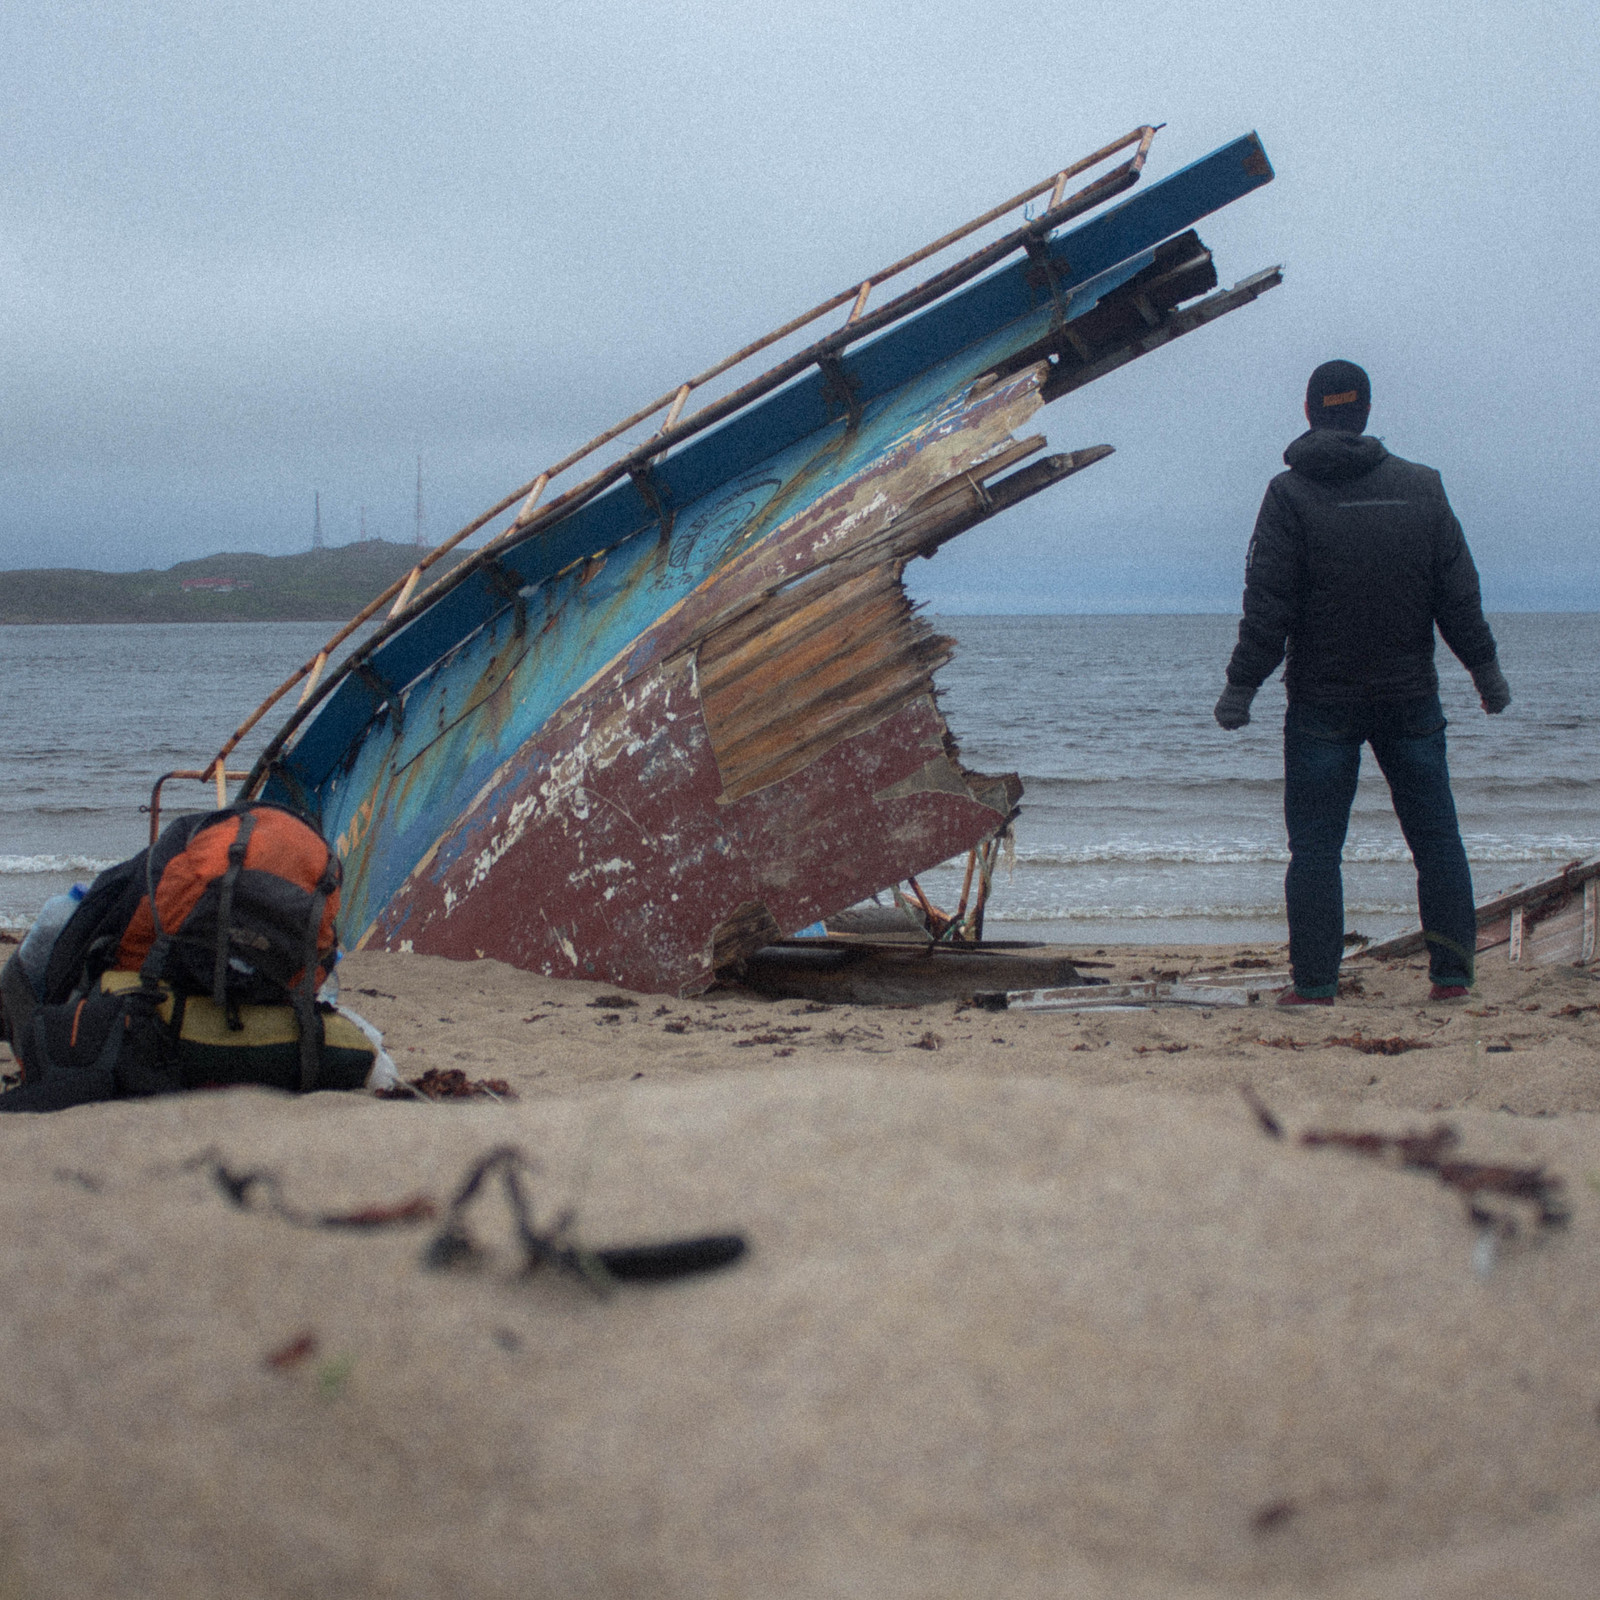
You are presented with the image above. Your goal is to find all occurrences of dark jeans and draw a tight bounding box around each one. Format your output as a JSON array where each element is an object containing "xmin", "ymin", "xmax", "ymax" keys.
[{"xmin": 1283, "ymin": 695, "xmax": 1476, "ymax": 995}]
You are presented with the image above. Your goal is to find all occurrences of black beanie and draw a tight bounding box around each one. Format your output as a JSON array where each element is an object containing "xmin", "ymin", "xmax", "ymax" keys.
[{"xmin": 1306, "ymin": 360, "xmax": 1371, "ymax": 431}]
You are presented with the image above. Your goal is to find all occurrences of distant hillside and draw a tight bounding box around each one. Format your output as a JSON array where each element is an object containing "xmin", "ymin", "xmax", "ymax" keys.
[{"xmin": 0, "ymin": 540, "xmax": 478, "ymax": 624}]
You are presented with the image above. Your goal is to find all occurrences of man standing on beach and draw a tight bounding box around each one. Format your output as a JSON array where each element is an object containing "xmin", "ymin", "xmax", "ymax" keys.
[{"xmin": 1213, "ymin": 360, "xmax": 1510, "ymax": 1006}]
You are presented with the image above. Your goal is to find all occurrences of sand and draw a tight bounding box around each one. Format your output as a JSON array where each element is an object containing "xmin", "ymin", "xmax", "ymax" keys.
[{"xmin": 3, "ymin": 941, "xmax": 1600, "ymax": 1598}]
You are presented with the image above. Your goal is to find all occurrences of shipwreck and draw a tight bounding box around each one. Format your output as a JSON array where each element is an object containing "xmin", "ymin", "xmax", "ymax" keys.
[{"xmin": 179, "ymin": 126, "xmax": 1281, "ymax": 993}]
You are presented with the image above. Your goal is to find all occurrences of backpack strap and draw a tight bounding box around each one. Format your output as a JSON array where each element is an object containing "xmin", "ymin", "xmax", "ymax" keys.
[
  {"xmin": 293, "ymin": 854, "xmax": 340, "ymax": 1092},
  {"xmin": 211, "ymin": 810, "xmax": 257, "ymax": 1010},
  {"xmin": 111, "ymin": 983, "xmax": 183, "ymax": 1098},
  {"xmin": 139, "ymin": 819, "xmax": 172, "ymax": 992}
]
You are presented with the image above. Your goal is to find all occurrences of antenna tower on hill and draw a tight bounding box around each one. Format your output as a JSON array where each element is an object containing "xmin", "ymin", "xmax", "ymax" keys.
[
  {"xmin": 313, "ymin": 490, "xmax": 324, "ymax": 551},
  {"xmin": 415, "ymin": 456, "xmax": 425, "ymax": 549}
]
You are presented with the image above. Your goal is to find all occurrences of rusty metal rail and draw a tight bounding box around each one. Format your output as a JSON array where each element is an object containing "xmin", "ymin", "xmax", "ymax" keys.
[
  {"xmin": 899, "ymin": 832, "xmax": 1006, "ymax": 945},
  {"xmin": 143, "ymin": 769, "xmax": 252, "ymax": 842},
  {"xmin": 175, "ymin": 127, "xmax": 1160, "ymax": 810}
]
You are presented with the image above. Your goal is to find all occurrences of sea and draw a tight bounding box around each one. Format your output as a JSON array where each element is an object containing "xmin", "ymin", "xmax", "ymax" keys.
[{"xmin": 1, "ymin": 615, "xmax": 1596, "ymax": 946}]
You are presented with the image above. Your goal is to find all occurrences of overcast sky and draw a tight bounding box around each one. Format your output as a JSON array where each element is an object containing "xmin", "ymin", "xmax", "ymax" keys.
[{"xmin": 3, "ymin": 0, "xmax": 1595, "ymax": 611}]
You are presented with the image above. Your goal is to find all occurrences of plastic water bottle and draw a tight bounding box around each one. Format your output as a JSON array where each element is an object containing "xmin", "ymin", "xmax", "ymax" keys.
[{"xmin": 17, "ymin": 885, "xmax": 86, "ymax": 999}]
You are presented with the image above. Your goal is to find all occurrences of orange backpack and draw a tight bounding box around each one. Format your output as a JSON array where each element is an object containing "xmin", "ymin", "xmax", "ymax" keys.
[{"xmin": 115, "ymin": 802, "xmax": 341, "ymax": 999}]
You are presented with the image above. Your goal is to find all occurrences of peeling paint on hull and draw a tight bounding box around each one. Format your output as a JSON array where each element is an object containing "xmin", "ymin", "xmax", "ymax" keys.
[{"xmin": 369, "ymin": 659, "xmax": 1013, "ymax": 994}]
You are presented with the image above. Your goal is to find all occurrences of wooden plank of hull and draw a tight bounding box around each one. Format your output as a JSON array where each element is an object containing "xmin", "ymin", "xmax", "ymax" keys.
[{"xmin": 699, "ymin": 564, "xmax": 953, "ymax": 804}]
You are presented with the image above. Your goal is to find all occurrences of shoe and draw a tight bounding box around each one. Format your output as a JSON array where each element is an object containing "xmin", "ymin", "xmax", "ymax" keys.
[
  {"xmin": 1276, "ymin": 987, "xmax": 1334, "ymax": 1007},
  {"xmin": 1429, "ymin": 984, "xmax": 1470, "ymax": 1002}
]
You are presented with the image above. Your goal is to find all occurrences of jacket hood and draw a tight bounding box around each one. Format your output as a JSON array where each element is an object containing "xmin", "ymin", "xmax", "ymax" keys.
[{"xmin": 1283, "ymin": 429, "xmax": 1389, "ymax": 484}]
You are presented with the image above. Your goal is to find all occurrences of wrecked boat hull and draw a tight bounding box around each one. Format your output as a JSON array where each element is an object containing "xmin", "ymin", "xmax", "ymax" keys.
[{"xmin": 252, "ymin": 132, "xmax": 1280, "ymax": 992}]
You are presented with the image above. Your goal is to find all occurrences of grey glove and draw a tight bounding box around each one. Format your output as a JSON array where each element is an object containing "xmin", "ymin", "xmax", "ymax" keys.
[
  {"xmin": 1472, "ymin": 659, "xmax": 1510, "ymax": 714},
  {"xmin": 1214, "ymin": 682, "xmax": 1256, "ymax": 730}
]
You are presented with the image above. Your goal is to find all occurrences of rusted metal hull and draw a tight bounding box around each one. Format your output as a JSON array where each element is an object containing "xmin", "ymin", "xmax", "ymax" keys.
[{"xmin": 255, "ymin": 132, "xmax": 1281, "ymax": 992}]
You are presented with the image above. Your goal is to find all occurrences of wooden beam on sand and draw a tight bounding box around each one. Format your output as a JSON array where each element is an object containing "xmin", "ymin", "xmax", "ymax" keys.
[{"xmin": 1360, "ymin": 856, "xmax": 1600, "ymax": 967}]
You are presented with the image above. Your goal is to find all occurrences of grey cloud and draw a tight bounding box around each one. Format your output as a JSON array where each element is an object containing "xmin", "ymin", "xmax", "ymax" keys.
[{"xmin": 2, "ymin": 0, "xmax": 1595, "ymax": 603}]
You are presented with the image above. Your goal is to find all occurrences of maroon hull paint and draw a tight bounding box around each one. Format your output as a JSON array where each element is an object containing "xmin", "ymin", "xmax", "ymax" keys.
[{"xmin": 366, "ymin": 653, "xmax": 1012, "ymax": 993}]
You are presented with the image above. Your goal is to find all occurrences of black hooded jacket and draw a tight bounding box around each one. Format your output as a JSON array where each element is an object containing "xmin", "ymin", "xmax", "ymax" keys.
[{"xmin": 1225, "ymin": 430, "xmax": 1497, "ymax": 702}]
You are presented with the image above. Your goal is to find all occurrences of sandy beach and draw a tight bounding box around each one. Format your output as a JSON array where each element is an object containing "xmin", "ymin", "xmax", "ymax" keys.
[{"xmin": 3, "ymin": 940, "xmax": 1599, "ymax": 1598}]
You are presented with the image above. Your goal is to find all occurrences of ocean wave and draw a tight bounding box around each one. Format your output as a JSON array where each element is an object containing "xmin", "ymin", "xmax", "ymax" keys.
[
  {"xmin": 0, "ymin": 806, "xmax": 141, "ymax": 819},
  {"xmin": 990, "ymin": 837, "xmax": 1600, "ymax": 868},
  {"xmin": 1458, "ymin": 775, "xmax": 1600, "ymax": 795},
  {"xmin": 1006, "ymin": 841, "xmax": 1282, "ymax": 866},
  {"xmin": 1459, "ymin": 839, "xmax": 1600, "ymax": 863},
  {"xmin": 0, "ymin": 854, "xmax": 119, "ymax": 877},
  {"xmin": 1016, "ymin": 775, "xmax": 1287, "ymax": 793},
  {"xmin": 1009, "ymin": 773, "xmax": 1600, "ymax": 799},
  {"xmin": 982, "ymin": 901, "xmax": 1415, "ymax": 922}
]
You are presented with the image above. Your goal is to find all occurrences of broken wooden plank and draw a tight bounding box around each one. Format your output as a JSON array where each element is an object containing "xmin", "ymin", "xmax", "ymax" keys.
[
  {"xmin": 981, "ymin": 974, "xmax": 1287, "ymax": 1012},
  {"xmin": 1509, "ymin": 879, "xmax": 1599, "ymax": 967},
  {"xmin": 736, "ymin": 939, "xmax": 1085, "ymax": 1006},
  {"xmin": 1363, "ymin": 857, "xmax": 1600, "ymax": 966}
]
